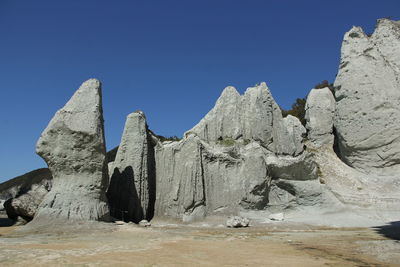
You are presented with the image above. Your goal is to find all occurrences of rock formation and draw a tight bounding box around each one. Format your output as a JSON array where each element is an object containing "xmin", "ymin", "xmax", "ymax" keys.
[
  {"xmin": 187, "ymin": 83, "xmax": 305, "ymax": 157},
  {"xmin": 153, "ymin": 84, "xmax": 316, "ymax": 221},
  {"xmin": 334, "ymin": 19, "xmax": 400, "ymax": 174},
  {"xmin": 0, "ymin": 168, "xmax": 52, "ymax": 221},
  {"xmin": 107, "ymin": 111, "xmax": 156, "ymax": 223},
  {"xmin": 305, "ymin": 87, "xmax": 336, "ymax": 147},
  {"xmin": 0, "ymin": 148, "xmax": 118, "ymax": 223},
  {"xmin": 155, "ymin": 134, "xmax": 271, "ymax": 221},
  {"xmin": 3, "ymin": 18, "xmax": 400, "ymax": 227},
  {"xmin": 33, "ymin": 79, "xmax": 109, "ymax": 222}
]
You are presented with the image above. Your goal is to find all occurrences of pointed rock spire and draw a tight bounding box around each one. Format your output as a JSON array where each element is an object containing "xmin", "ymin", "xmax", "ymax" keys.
[
  {"xmin": 33, "ymin": 79, "xmax": 109, "ymax": 222},
  {"xmin": 107, "ymin": 111, "xmax": 156, "ymax": 223}
]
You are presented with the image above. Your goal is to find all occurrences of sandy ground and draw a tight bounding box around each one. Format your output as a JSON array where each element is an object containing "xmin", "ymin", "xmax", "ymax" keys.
[{"xmin": 0, "ymin": 217, "xmax": 399, "ymax": 267}]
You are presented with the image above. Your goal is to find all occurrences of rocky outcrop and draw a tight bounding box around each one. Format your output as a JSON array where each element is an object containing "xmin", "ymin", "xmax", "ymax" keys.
[
  {"xmin": 3, "ymin": 19, "xmax": 399, "ymax": 227},
  {"xmin": 153, "ymin": 84, "xmax": 316, "ymax": 221},
  {"xmin": 33, "ymin": 79, "xmax": 109, "ymax": 222},
  {"xmin": 107, "ymin": 111, "xmax": 156, "ymax": 223},
  {"xmin": 187, "ymin": 83, "xmax": 305, "ymax": 157},
  {"xmin": 0, "ymin": 168, "xmax": 52, "ymax": 221},
  {"xmin": 334, "ymin": 19, "xmax": 400, "ymax": 174},
  {"xmin": 0, "ymin": 168, "xmax": 51, "ymax": 210},
  {"xmin": 155, "ymin": 134, "xmax": 271, "ymax": 222},
  {"xmin": 305, "ymin": 88, "xmax": 336, "ymax": 147}
]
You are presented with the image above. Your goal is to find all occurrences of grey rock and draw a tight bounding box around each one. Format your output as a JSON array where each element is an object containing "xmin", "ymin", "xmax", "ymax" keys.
[
  {"xmin": 226, "ymin": 216, "xmax": 250, "ymax": 228},
  {"xmin": 33, "ymin": 79, "xmax": 109, "ymax": 222},
  {"xmin": 0, "ymin": 168, "xmax": 51, "ymax": 207},
  {"xmin": 305, "ymin": 88, "xmax": 336, "ymax": 146},
  {"xmin": 282, "ymin": 115, "xmax": 306, "ymax": 156},
  {"xmin": 0, "ymin": 148, "xmax": 119, "ymax": 221},
  {"xmin": 334, "ymin": 19, "xmax": 400, "ymax": 174},
  {"xmin": 107, "ymin": 111, "xmax": 156, "ymax": 223},
  {"xmin": 154, "ymin": 135, "xmax": 271, "ymax": 221},
  {"xmin": 269, "ymin": 212, "xmax": 284, "ymax": 221},
  {"xmin": 139, "ymin": 219, "xmax": 151, "ymax": 227},
  {"xmin": 186, "ymin": 83, "xmax": 304, "ymax": 156},
  {"xmin": 0, "ymin": 168, "xmax": 52, "ymax": 221}
]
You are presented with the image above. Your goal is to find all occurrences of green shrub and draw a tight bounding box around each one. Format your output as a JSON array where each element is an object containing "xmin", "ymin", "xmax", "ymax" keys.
[
  {"xmin": 314, "ymin": 80, "xmax": 337, "ymax": 94},
  {"xmin": 281, "ymin": 97, "xmax": 307, "ymax": 126},
  {"xmin": 349, "ymin": 32, "xmax": 360, "ymax": 38},
  {"xmin": 217, "ymin": 137, "xmax": 235, "ymax": 146}
]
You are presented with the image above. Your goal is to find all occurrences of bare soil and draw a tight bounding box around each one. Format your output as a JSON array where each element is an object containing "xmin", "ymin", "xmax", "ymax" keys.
[{"xmin": 0, "ymin": 219, "xmax": 399, "ymax": 266}]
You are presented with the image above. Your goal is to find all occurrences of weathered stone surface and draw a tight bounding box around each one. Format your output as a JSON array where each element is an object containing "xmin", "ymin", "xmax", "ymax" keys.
[
  {"xmin": 186, "ymin": 83, "xmax": 304, "ymax": 156},
  {"xmin": 305, "ymin": 88, "xmax": 336, "ymax": 146},
  {"xmin": 4, "ymin": 183, "xmax": 50, "ymax": 222},
  {"xmin": 283, "ymin": 115, "xmax": 306, "ymax": 155},
  {"xmin": 155, "ymin": 135, "xmax": 270, "ymax": 221},
  {"xmin": 226, "ymin": 216, "xmax": 250, "ymax": 228},
  {"xmin": 0, "ymin": 169, "xmax": 51, "ymax": 211},
  {"xmin": 33, "ymin": 79, "xmax": 109, "ymax": 222},
  {"xmin": 334, "ymin": 19, "xmax": 400, "ymax": 174},
  {"xmin": 269, "ymin": 212, "xmax": 284, "ymax": 221},
  {"xmin": 0, "ymin": 168, "xmax": 52, "ymax": 221},
  {"xmin": 107, "ymin": 111, "xmax": 156, "ymax": 223}
]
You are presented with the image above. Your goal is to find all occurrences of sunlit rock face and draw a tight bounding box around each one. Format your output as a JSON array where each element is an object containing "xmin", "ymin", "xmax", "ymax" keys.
[
  {"xmin": 33, "ymin": 79, "xmax": 109, "ymax": 222},
  {"xmin": 153, "ymin": 83, "xmax": 315, "ymax": 222},
  {"xmin": 186, "ymin": 82, "xmax": 305, "ymax": 157},
  {"xmin": 334, "ymin": 19, "xmax": 400, "ymax": 174},
  {"xmin": 305, "ymin": 87, "xmax": 336, "ymax": 147}
]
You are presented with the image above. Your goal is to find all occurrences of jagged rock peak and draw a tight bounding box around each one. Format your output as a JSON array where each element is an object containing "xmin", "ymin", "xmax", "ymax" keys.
[
  {"xmin": 186, "ymin": 82, "xmax": 304, "ymax": 156},
  {"xmin": 334, "ymin": 18, "xmax": 400, "ymax": 174},
  {"xmin": 33, "ymin": 78, "xmax": 109, "ymax": 222},
  {"xmin": 107, "ymin": 110, "xmax": 156, "ymax": 223}
]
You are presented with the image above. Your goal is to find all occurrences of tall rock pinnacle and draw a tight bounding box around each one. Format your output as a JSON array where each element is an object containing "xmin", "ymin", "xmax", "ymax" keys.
[
  {"xmin": 107, "ymin": 111, "xmax": 156, "ymax": 223},
  {"xmin": 33, "ymin": 79, "xmax": 109, "ymax": 222}
]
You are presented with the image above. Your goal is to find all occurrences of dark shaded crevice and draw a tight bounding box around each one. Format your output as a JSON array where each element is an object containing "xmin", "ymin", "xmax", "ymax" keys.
[
  {"xmin": 106, "ymin": 166, "xmax": 143, "ymax": 223},
  {"xmin": 332, "ymin": 126, "xmax": 341, "ymax": 159},
  {"xmin": 106, "ymin": 129, "xmax": 157, "ymax": 224},
  {"xmin": 146, "ymin": 130, "xmax": 156, "ymax": 221}
]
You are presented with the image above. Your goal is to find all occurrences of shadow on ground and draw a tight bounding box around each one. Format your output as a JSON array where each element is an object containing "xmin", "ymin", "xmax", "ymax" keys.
[
  {"xmin": 373, "ymin": 221, "xmax": 400, "ymax": 241},
  {"xmin": 0, "ymin": 217, "xmax": 14, "ymax": 227}
]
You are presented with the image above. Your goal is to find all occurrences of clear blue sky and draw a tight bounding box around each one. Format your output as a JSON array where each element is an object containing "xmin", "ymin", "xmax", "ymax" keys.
[{"xmin": 0, "ymin": 0, "xmax": 399, "ymax": 182}]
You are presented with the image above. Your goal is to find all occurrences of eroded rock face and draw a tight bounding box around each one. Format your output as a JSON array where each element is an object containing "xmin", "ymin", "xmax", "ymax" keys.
[
  {"xmin": 305, "ymin": 88, "xmax": 336, "ymax": 147},
  {"xmin": 1, "ymin": 168, "xmax": 52, "ymax": 222},
  {"xmin": 155, "ymin": 135, "xmax": 270, "ymax": 222},
  {"xmin": 187, "ymin": 83, "xmax": 304, "ymax": 157},
  {"xmin": 33, "ymin": 79, "xmax": 109, "ymax": 222},
  {"xmin": 107, "ymin": 111, "xmax": 156, "ymax": 223},
  {"xmin": 334, "ymin": 19, "xmax": 400, "ymax": 174}
]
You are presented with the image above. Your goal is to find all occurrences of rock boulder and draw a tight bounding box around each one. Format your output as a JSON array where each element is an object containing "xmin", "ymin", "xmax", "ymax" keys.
[{"xmin": 107, "ymin": 111, "xmax": 156, "ymax": 223}]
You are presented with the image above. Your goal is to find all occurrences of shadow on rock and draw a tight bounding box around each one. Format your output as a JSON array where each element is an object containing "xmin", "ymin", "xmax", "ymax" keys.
[
  {"xmin": 107, "ymin": 166, "xmax": 143, "ymax": 223},
  {"xmin": 372, "ymin": 221, "xmax": 400, "ymax": 241},
  {"xmin": 0, "ymin": 217, "xmax": 15, "ymax": 227}
]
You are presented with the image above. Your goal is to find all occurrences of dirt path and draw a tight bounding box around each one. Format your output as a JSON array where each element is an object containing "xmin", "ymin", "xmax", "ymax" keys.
[{"xmin": 0, "ymin": 222, "xmax": 399, "ymax": 266}]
